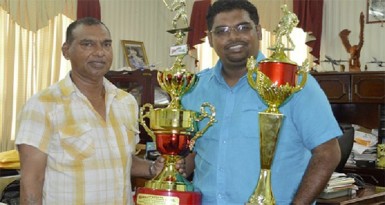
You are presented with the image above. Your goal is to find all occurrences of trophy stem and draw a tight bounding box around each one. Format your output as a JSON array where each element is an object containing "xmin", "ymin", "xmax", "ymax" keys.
[
  {"xmin": 246, "ymin": 169, "xmax": 274, "ymax": 205},
  {"xmin": 246, "ymin": 112, "xmax": 283, "ymax": 205},
  {"xmin": 145, "ymin": 155, "xmax": 194, "ymax": 191}
]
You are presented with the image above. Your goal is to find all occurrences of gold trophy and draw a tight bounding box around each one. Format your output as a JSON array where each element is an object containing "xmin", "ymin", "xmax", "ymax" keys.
[
  {"xmin": 135, "ymin": 1, "xmax": 216, "ymax": 204},
  {"xmin": 246, "ymin": 5, "xmax": 309, "ymax": 205}
]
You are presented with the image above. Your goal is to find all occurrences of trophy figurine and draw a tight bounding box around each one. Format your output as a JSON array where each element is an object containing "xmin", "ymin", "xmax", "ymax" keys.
[
  {"xmin": 135, "ymin": 1, "xmax": 216, "ymax": 205},
  {"xmin": 246, "ymin": 5, "xmax": 308, "ymax": 205}
]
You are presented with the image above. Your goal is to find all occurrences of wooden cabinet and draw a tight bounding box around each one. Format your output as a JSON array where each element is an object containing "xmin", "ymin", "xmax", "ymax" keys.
[
  {"xmin": 312, "ymin": 71, "xmax": 385, "ymax": 187},
  {"xmin": 312, "ymin": 71, "xmax": 385, "ymax": 104},
  {"xmin": 313, "ymin": 73, "xmax": 351, "ymax": 103},
  {"xmin": 105, "ymin": 69, "xmax": 170, "ymax": 143},
  {"xmin": 352, "ymin": 74, "xmax": 385, "ymax": 103},
  {"xmin": 312, "ymin": 71, "xmax": 384, "ymax": 135}
]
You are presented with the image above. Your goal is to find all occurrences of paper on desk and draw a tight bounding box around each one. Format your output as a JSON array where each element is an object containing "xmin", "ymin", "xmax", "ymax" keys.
[
  {"xmin": 352, "ymin": 142, "xmax": 376, "ymax": 154},
  {"xmin": 354, "ymin": 130, "xmax": 377, "ymax": 147},
  {"xmin": 330, "ymin": 172, "xmax": 347, "ymax": 179},
  {"xmin": 324, "ymin": 172, "xmax": 357, "ymax": 192}
]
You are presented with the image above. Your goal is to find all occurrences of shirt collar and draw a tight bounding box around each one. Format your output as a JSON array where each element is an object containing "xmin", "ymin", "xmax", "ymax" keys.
[{"xmin": 58, "ymin": 71, "xmax": 119, "ymax": 99}]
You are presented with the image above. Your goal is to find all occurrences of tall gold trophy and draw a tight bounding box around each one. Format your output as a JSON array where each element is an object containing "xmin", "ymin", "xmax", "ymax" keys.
[
  {"xmin": 135, "ymin": 1, "xmax": 216, "ymax": 205},
  {"xmin": 246, "ymin": 5, "xmax": 308, "ymax": 205}
]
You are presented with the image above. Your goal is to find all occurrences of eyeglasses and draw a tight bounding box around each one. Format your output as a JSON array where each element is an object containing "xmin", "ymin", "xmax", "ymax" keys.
[{"xmin": 210, "ymin": 23, "xmax": 254, "ymax": 37}]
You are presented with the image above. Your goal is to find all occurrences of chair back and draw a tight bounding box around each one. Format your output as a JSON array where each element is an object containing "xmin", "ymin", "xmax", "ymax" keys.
[{"xmin": 335, "ymin": 123, "xmax": 354, "ymax": 172}]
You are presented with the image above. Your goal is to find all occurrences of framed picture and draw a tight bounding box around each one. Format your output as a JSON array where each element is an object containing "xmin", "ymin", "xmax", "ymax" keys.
[
  {"xmin": 367, "ymin": 0, "xmax": 385, "ymax": 23},
  {"xmin": 121, "ymin": 40, "xmax": 149, "ymax": 69}
]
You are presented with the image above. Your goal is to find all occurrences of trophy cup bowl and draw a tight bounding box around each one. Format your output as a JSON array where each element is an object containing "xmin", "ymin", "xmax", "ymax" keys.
[{"xmin": 259, "ymin": 62, "xmax": 297, "ymax": 87}]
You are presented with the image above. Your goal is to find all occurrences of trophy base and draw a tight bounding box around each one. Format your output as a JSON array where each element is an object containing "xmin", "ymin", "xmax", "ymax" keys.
[{"xmin": 135, "ymin": 187, "xmax": 201, "ymax": 205}]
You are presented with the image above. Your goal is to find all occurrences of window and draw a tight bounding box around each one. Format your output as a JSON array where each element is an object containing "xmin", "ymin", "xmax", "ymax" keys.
[{"xmin": 0, "ymin": 8, "xmax": 73, "ymax": 151}]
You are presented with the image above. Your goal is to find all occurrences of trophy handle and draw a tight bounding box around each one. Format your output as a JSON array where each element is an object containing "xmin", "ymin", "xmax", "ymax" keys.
[
  {"xmin": 247, "ymin": 56, "xmax": 259, "ymax": 90},
  {"xmin": 189, "ymin": 102, "xmax": 216, "ymax": 150},
  {"xmin": 157, "ymin": 71, "xmax": 169, "ymax": 97},
  {"xmin": 139, "ymin": 103, "xmax": 156, "ymax": 142},
  {"xmin": 293, "ymin": 60, "xmax": 309, "ymax": 92}
]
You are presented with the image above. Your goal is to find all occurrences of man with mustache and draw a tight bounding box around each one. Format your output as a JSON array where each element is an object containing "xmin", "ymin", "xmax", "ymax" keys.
[
  {"xmin": 182, "ymin": 0, "xmax": 342, "ymax": 204},
  {"xmin": 15, "ymin": 17, "xmax": 165, "ymax": 205}
]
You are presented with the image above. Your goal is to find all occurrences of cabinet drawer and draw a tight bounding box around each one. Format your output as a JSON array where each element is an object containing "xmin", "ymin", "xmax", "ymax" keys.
[
  {"xmin": 352, "ymin": 74, "xmax": 385, "ymax": 103},
  {"xmin": 314, "ymin": 74, "xmax": 350, "ymax": 103}
]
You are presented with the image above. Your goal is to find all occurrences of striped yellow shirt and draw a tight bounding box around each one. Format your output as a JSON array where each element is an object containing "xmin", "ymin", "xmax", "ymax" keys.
[{"xmin": 15, "ymin": 73, "xmax": 139, "ymax": 205}]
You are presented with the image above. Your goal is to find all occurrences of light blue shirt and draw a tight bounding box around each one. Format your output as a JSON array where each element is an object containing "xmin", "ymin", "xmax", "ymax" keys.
[{"xmin": 181, "ymin": 52, "xmax": 342, "ymax": 205}]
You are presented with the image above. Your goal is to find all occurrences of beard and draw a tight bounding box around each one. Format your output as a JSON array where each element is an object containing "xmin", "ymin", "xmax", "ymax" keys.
[
  {"xmin": 222, "ymin": 41, "xmax": 253, "ymax": 65},
  {"xmin": 222, "ymin": 50, "xmax": 250, "ymax": 68}
]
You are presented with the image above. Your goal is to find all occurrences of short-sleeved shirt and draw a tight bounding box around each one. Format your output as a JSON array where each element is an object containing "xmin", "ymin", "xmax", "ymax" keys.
[
  {"xmin": 15, "ymin": 72, "xmax": 140, "ymax": 205},
  {"xmin": 181, "ymin": 52, "xmax": 342, "ymax": 205}
]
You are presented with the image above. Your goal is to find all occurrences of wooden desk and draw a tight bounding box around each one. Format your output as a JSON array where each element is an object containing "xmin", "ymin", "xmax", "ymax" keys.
[
  {"xmin": 316, "ymin": 186, "xmax": 385, "ymax": 205},
  {"xmin": 343, "ymin": 165, "xmax": 385, "ymax": 187}
]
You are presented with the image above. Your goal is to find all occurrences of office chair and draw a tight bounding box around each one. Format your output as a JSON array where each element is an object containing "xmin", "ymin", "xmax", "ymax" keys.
[{"xmin": 335, "ymin": 123, "xmax": 354, "ymax": 173}]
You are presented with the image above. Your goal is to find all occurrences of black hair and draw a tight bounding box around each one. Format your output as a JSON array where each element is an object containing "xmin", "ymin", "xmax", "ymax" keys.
[
  {"xmin": 65, "ymin": 17, "xmax": 110, "ymax": 44},
  {"xmin": 206, "ymin": 0, "xmax": 259, "ymax": 31}
]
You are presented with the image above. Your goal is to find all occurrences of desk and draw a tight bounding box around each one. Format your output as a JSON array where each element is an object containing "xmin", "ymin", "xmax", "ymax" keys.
[
  {"xmin": 316, "ymin": 186, "xmax": 385, "ymax": 205},
  {"xmin": 343, "ymin": 165, "xmax": 385, "ymax": 187}
]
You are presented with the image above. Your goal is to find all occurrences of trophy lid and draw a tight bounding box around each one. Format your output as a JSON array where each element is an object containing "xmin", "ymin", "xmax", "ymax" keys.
[{"xmin": 260, "ymin": 48, "xmax": 297, "ymax": 66}]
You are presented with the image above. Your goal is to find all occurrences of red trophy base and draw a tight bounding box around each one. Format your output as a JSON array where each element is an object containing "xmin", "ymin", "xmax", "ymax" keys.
[{"xmin": 135, "ymin": 187, "xmax": 202, "ymax": 205}]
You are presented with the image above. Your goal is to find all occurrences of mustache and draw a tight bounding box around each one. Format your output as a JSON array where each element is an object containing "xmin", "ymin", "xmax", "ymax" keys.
[{"xmin": 224, "ymin": 41, "xmax": 248, "ymax": 49}]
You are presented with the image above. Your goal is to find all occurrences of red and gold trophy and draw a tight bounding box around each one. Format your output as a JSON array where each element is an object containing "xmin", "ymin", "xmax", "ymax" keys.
[
  {"xmin": 135, "ymin": 1, "xmax": 216, "ymax": 205},
  {"xmin": 246, "ymin": 5, "xmax": 309, "ymax": 205}
]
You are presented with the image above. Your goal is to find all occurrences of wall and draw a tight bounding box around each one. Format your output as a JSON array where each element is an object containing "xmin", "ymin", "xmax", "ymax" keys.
[
  {"xmin": 100, "ymin": 0, "xmax": 195, "ymax": 71},
  {"xmin": 320, "ymin": 0, "xmax": 384, "ymax": 71},
  {"xmin": 100, "ymin": 0, "xmax": 385, "ymax": 72}
]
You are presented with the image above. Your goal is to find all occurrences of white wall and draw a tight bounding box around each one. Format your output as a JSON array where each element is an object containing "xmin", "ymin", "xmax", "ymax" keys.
[
  {"xmin": 100, "ymin": 0, "xmax": 195, "ymax": 71},
  {"xmin": 100, "ymin": 0, "xmax": 385, "ymax": 72},
  {"xmin": 320, "ymin": 0, "xmax": 385, "ymax": 71}
]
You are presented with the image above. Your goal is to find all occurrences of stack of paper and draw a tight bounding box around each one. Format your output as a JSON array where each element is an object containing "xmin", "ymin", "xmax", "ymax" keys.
[
  {"xmin": 351, "ymin": 129, "xmax": 378, "ymax": 167},
  {"xmin": 354, "ymin": 130, "xmax": 377, "ymax": 147},
  {"xmin": 319, "ymin": 172, "xmax": 358, "ymax": 199}
]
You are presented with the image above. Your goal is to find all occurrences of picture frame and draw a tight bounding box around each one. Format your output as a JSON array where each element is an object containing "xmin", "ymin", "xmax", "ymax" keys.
[
  {"xmin": 367, "ymin": 0, "xmax": 385, "ymax": 24},
  {"xmin": 121, "ymin": 40, "xmax": 149, "ymax": 69}
]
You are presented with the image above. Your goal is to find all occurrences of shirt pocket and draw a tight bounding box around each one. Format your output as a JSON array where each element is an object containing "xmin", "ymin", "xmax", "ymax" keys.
[
  {"xmin": 59, "ymin": 123, "xmax": 95, "ymax": 160},
  {"xmin": 122, "ymin": 124, "xmax": 139, "ymax": 155},
  {"xmin": 236, "ymin": 100, "xmax": 263, "ymax": 139}
]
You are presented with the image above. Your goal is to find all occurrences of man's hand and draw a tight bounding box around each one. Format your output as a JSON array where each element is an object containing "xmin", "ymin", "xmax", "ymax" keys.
[
  {"xmin": 176, "ymin": 153, "xmax": 196, "ymax": 179},
  {"xmin": 150, "ymin": 156, "xmax": 165, "ymax": 177},
  {"xmin": 175, "ymin": 157, "xmax": 187, "ymax": 177}
]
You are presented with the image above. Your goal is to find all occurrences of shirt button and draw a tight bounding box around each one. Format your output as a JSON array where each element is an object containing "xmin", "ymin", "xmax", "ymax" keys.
[
  {"xmin": 223, "ymin": 140, "xmax": 226, "ymax": 144},
  {"xmin": 217, "ymin": 194, "xmax": 223, "ymax": 199}
]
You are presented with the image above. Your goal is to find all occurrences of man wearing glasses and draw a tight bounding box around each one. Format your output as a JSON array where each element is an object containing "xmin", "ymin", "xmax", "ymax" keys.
[{"xmin": 181, "ymin": 0, "xmax": 342, "ymax": 204}]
